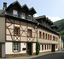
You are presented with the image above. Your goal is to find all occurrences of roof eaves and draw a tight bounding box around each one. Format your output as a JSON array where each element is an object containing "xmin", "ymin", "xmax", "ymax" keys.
[
  {"xmin": 21, "ymin": 4, "xmax": 29, "ymax": 11},
  {"xmin": 29, "ymin": 7, "xmax": 36, "ymax": 14}
]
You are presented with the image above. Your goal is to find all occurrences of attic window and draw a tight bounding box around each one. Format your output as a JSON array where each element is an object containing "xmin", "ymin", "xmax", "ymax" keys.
[
  {"xmin": 28, "ymin": 15, "xmax": 32, "ymax": 20},
  {"xmin": 13, "ymin": 10, "xmax": 18, "ymax": 17},
  {"xmin": 21, "ymin": 13, "xmax": 25, "ymax": 19}
]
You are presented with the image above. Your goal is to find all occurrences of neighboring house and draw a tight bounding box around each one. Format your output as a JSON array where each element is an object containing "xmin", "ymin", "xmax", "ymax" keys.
[
  {"xmin": 0, "ymin": 1, "xmax": 61, "ymax": 58},
  {"xmin": 61, "ymin": 40, "xmax": 63, "ymax": 49}
]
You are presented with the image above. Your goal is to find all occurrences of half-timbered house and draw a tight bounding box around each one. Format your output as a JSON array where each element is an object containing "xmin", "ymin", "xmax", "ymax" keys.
[{"xmin": 0, "ymin": 1, "xmax": 61, "ymax": 58}]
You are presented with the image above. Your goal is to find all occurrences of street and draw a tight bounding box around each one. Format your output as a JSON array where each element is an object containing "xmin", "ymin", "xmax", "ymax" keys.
[
  {"xmin": 0, "ymin": 49, "xmax": 64, "ymax": 59},
  {"xmin": 32, "ymin": 48, "xmax": 64, "ymax": 59}
]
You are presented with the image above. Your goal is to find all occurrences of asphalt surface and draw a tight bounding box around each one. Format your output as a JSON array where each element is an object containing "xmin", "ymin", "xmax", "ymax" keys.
[
  {"xmin": 0, "ymin": 49, "xmax": 64, "ymax": 59},
  {"xmin": 32, "ymin": 48, "xmax": 64, "ymax": 59}
]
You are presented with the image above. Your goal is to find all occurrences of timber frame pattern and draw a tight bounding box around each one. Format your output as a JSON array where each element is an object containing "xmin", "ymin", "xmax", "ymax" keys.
[
  {"xmin": 0, "ymin": 1, "xmax": 61, "ymax": 58},
  {"xmin": 6, "ymin": 18, "xmax": 37, "ymax": 42}
]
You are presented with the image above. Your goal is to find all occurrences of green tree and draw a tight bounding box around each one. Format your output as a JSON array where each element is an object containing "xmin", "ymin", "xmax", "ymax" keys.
[{"xmin": 36, "ymin": 41, "xmax": 40, "ymax": 55}]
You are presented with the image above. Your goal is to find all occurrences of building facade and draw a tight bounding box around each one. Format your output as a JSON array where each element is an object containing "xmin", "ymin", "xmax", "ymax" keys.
[{"xmin": 0, "ymin": 1, "xmax": 61, "ymax": 58}]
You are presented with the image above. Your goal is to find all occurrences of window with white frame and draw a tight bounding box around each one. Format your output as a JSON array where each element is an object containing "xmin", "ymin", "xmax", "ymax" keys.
[
  {"xmin": 14, "ymin": 43, "xmax": 19, "ymax": 52},
  {"xmin": 13, "ymin": 10, "xmax": 18, "ymax": 16},
  {"xmin": 21, "ymin": 13, "xmax": 25, "ymax": 19},
  {"xmin": 28, "ymin": 15, "xmax": 32, "ymax": 20}
]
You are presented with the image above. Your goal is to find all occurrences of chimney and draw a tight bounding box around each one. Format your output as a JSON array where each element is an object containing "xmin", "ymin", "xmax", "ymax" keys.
[{"xmin": 3, "ymin": 2, "xmax": 7, "ymax": 10}]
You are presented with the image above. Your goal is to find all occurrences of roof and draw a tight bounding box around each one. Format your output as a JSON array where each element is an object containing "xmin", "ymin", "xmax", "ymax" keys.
[
  {"xmin": 51, "ymin": 25, "xmax": 59, "ymax": 29},
  {"xmin": 34, "ymin": 15, "xmax": 53, "ymax": 25},
  {"xmin": 6, "ymin": 1, "xmax": 36, "ymax": 14},
  {"xmin": 29, "ymin": 7, "xmax": 36, "ymax": 14},
  {"xmin": 0, "ymin": 1, "xmax": 60, "ymax": 35}
]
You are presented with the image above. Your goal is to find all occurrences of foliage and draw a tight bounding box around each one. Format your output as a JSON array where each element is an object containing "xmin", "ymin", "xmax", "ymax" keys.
[
  {"xmin": 36, "ymin": 41, "xmax": 40, "ymax": 55},
  {"xmin": 54, "ymin": 19, "xmax": 64, "ymax": 41}
]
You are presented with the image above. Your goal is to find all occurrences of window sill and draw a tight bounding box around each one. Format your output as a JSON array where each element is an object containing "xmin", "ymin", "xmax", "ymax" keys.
[
  {"xmin": 14, "ymin": 35, "xmax": 20, "ymax": 36},
  {"xmin": 13, "ymin": 51, "xmax": 20, "ymax": 53}
]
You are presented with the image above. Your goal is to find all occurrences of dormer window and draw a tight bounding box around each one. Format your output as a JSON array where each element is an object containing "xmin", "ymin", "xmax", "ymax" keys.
[
  {"xmin": 21, "ymin": 13, "xmax": 25, "ymax": 19},
  {"xmin": 13, "ymin": 10, "xmax": 18, "ymax": 17},
  {"xmin": 28, "ymin": 15, "xmax": 32, "ymax": 20}
]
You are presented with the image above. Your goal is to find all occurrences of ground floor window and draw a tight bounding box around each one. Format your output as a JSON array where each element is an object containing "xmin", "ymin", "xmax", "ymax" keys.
[
  {"xmin": 13, "ymin": 42, "xmax": 20, "ymax": 52},
  {"xmin": 56, "ymin": 45, "xmax": 58, "ymax": 49}
]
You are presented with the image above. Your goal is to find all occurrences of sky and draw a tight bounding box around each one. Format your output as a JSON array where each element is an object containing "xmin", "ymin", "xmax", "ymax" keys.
[{"xmin": 0, "ymin": 0, "xmax": 64, "ymax": 22}]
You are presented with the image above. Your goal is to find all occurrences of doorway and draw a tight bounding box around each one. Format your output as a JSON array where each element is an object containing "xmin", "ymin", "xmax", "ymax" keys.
[
  {"xmin": 27, "ymin": 43, "xmax": 32, "ymax": 55},
  {"xmin": 51, "ymin": 44, "xmax": 55, "ymax": 52},
  {"xmin": 0, "ymin": 43, "xmax": 2, "ymax": 57}
]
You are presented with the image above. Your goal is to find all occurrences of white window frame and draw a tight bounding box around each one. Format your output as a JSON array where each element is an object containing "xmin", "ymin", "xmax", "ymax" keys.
[
  {"xmin": 28, "ymin": 15, "xmax": 32, "ymax": 20},
  {"xmin": 13, "ymin": 10, "xmax": 18, "ymax": 17},
  {"xmin": 14, "ymin": 43, "xmax": 19, "ymax": 52},
  {"xmin": 21, "ymin": 12, "xmax": 25, "ymax": 19}
]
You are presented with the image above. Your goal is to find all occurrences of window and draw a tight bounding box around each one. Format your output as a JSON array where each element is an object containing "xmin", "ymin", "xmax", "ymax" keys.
[
  {"xmin": 48, "ymin": 34, "xmax": 49, "ymax": 40},
  {"xmin": 56, "ymin": 37, "xmax": 58, "ymax": 41},
  {"xmin": 49, "ymin": 45, "xmax": 50, "ymax": 49},
  {"xmin": 14, "ymin": 27, "xmax": 20, "ymax": 36},
  {"xmin": 53, "ymin": 36, "xmax": 55, "ymax": 41},
  {"xmin": 14, "ymin": 43, "xmax": 20, "ymax": 52},
  {"xmin": 21, "ymin": 13, "xmax": 25, "ymax": 19},
  {"xmin": 28, "ymin": 15, "xmax": 32, "ymax": 20},
  {"xmin": 46, "ymin": 34, "xmax": 47, "ymax": 39},
  {"xmin": 39, "ymin": 31, "xmax": 41, "ymax": 38},
  {"xmin": 50, "ymin": 35, "xmax": 51, "ymax": 40},
  {"xmin": 45, "ymin": 45, "xmax": 46, "ymax": 50},
  {"xmin": 42, "ymin": 45, "xmax": 43, "ymax": 50},
  {"xmin": 13, "ymin": 10, "xmax": 18, "ymax": 16},
  {"xmin": 43, "ymin": 33, "xmax": 45, "ymax": 39},
  {"xmin": 56, "ymin": 45, "xmax": 57, "ymax": 49},
  {"xmin": 28, "ymin": 29, "xmax": 32, "ymax": 37}
]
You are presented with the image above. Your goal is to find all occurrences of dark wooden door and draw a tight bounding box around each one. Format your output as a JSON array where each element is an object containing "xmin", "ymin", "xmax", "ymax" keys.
[
  {"xmin": 0, "ymin": 43, "xmax": 2, "ymax": 57},
  {"xmin": 51, "ymin": 45, "xmax": 55, "ymax": 52},
  {"xmin": 27, "ymin": 43, "xmax": 32, "ymax": 55}
]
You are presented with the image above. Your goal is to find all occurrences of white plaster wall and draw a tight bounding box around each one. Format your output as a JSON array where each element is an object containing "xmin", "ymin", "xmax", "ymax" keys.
[
  {"xmin": 21, "ymin": 43, "xmax": 26, "ymax": 53},
  {"xmin": 5, "ymin": 42, "xmax": 12, "ymax": 54},
  {"xmin": 5, "ymin": 42, "xmax": 26, "ymax": 54},
  {"xmin": 33, "ymin": 43, "xmax": 36, "ymax": 53}
]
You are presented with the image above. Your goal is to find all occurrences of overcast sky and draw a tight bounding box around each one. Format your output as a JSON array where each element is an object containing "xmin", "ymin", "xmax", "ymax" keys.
[{"xmin": 0, "ymin": 0, "xmax": 64, "ymax": 22}]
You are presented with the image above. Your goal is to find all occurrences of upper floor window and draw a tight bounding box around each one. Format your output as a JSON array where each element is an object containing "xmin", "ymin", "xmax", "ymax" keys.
[
  {"xmin": 13, "ymin": 10, "xmax": 18, "ymax": 16},
  {"xmin": 14, "ymin": 26, "xmax": 20, "ymax": 36},
  {"xmin": 46, "ymin": 34, "xmax": 47, "ymax": 39},
  {"xmin": 43, "ymin": 33, "xmax": 45, "ymax": 39},
  {"xmin": 39, "ymin": 31, "xmax": 41, "ymax": 38},
  {"xmin": 48, "ymin": 34, "xmax": 49, "ymax": 40},
  {"xmin": 53, "ymin": 36, "xmax": 55, "ymax": 41},
  {"xmin": 28, "ymin": 15, "xmax": 32, "ymax": 20},
  {"xmin": 28, "ymin": 29, "xmax": 32, "ymax": 37},
  {"xmin": 21, "ymin": 13, "xmax": 25, "ymax": 19}
]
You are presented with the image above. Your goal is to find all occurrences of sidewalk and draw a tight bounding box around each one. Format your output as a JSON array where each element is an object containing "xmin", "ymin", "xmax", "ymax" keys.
[{"xmin": 0, "ymin": 51, "xmax": 62, "ymax": 59}]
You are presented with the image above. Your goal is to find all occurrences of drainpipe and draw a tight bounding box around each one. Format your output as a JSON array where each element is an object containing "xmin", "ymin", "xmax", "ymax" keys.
[{"xmin": 37, "ymin": 23, "xmax": 39, "ymax": 42}]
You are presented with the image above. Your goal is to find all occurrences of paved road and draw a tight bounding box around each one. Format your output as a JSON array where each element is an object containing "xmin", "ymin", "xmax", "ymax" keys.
[
  {"xmin": 32, "ymin": 49, "xmax": 64, "ymax": 59},
  {"xmin": 0, "ymin": 49, "xmax": 64, "ymax": 59}
]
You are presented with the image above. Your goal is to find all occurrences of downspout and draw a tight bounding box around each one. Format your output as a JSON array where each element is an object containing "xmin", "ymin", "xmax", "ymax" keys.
[{"xmin": 37, "ymin": 23, "xmax": 39, "ymax": 42}]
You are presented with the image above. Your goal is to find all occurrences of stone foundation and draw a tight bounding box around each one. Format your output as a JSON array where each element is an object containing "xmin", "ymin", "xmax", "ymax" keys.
[
  {"xmin": 6, "ymin": 53, "xmax": 27, "ymax": 58},
  {"xmin": 39, "ymin": 51, "xmax": 51, "ymax": 55},
  {"xmin": 32, "ymin": 53, "xmax": 36, "ymax": 56}
]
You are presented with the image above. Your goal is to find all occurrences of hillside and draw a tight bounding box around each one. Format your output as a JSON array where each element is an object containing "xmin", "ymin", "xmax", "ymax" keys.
[{"xmin": 54, "ymin": 19, "xmax": 64, "ymax": 41}]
